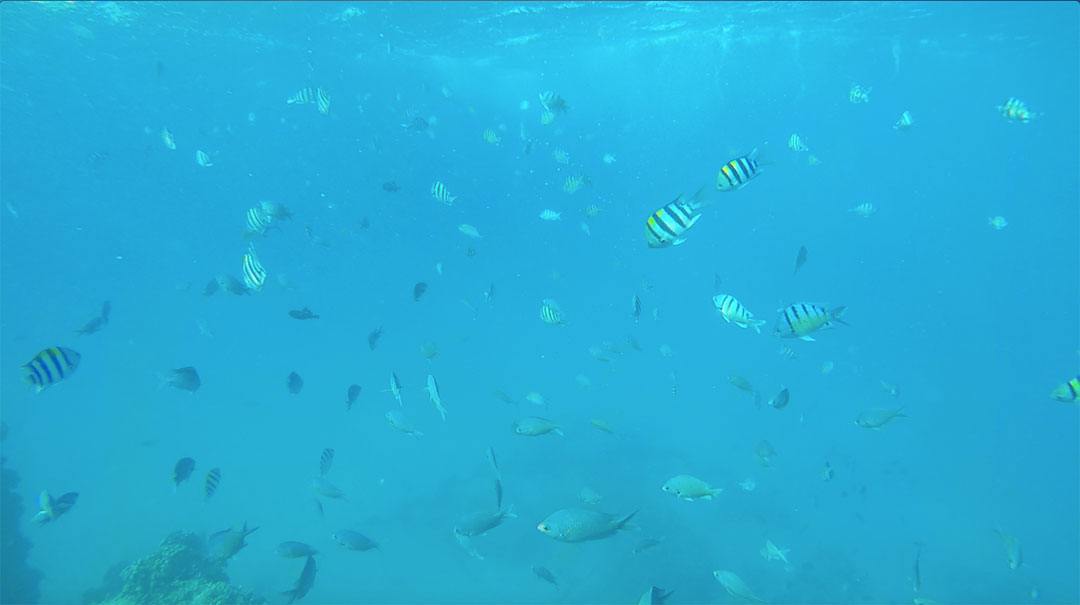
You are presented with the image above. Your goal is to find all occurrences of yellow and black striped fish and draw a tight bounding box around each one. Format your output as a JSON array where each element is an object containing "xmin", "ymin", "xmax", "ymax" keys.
[
  {"xmin": 893, "ymin": 111, "xmax": 914, "ymax": 130},
  {"xmin": 431, "ymin": 181, "xmax": 457, "ymax": 205},
  {"xmin": 316, "ymin": 87, "xmax": 331, "ymax": 115},
  {"xmin": 287, "ymin": 87, "xmax": 315, "ymax": 104},
  {"xmin": 1050, "ymin": 376, "xmax": 1080, "ymax": 403},
  {"xmin": 540, "ymin": 298, "xmax": 566, "ymax": 325},
  {"xmin": 204, "ymin": 467, "xmax": 221, "ymax": 500},
  {"xmin": 23, "ymin": 347, "xmax": 81, "ymax": 393},
  {"xmin": 716, "ymin": 149, "xmax": 762, "ymax": 192},
  {"xmin": 242, "ymin": 243, "xmax": 267, "ymax": 291},
  {"xmin": 245, "ymin": 206, "xmax": 271, "ymax": 237},
  {"xmin": 788, "ymin": 133, "xmax": 809, "ymax": 152},
  {"xmin": 774, "ymin": 303, "xmax": 847, "ymax": 341},
  {"xmin": 319, "ymin": 448, "xmax": 335, "ymax": 475},
  {"xmin": 997, "ymin": 97, "xmax": 1036, "ymax": 123},
  {"xmin": 644, "ymin": 187, "xmax": 709, "ymax": 248}
]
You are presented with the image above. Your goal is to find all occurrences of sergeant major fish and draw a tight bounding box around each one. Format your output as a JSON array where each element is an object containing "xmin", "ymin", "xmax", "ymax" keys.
[
  {"xmin": 713, "ymin": 294, "xmax": 766, "ymax": 333},
  {"xmin": 715, "ymin": 149, "xmax": 763, "ymax": 192},
  {"xmin": 775, "ymin": 303, "xmax": 847, "ymax": 341},
  {"xmin": 644, "ymin": 187, "xmax": 710, "ymax": 248},
  {"xmin": 536, "ymin": 508, "xmax": 637, "ymax": 543},
  {"xmin": 204, "ymin": 468, "xmax": 221, "ymax": 500},
  {"xmin": 1050, "ymin": 376, "xmax": 1080, "ymax": 403},
  {"xmin": 319, "ymin": 448, "xmax": 334, "ymax": 476},
  {"xmin": 431, "ymin": 181, "xmax": 456, "ymax": 205},
  {"xmin": 22, "ymin": 347, "xmax": 81, "ymax": 393}
]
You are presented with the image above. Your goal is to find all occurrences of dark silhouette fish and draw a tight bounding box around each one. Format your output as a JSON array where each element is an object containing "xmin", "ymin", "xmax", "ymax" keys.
[
  {"xmin": 101, "ymin": 301, "xmax": 112, "ymax": 322},
  {"xmin": 413, "ymin": 282, "xmax": 427, "ymax": 302},
  {"xmin": 32, "ymin": 491, "xmax": 79, "ymax": 525},
  {"xmin": 382, "ymin": 181, "xmax": 400, "ymax": 192},
  {"xmin": 532, "ymin": 565, "xmax": 558, "ymax": 588},
  {"xmin": 201, "ymin": 278, "xmax": 220, "ymax": 296},
  {"xmin": 346, "ymin": 384, "xmax": 361, "ymax": 410},
  {"xmin": 173, "ymin": 457, "xmax": 196, "ymax": 487},
  {"xmin": 287, "ymin": 371, "xmax": 304, "ymax": 394},
  {"xmin": 75, "ymin": 316, "xmax": 106, "ymax": 335},
  {"xmin": 495, "ymin": 479, "xmax": 503, "ymax": 509},
  {"xmin": 794, "ymin": 245, "xmax": 808, "ymax": 274},
  {"xmin": 288, "ymin": 307, "xmax": 319, "ymax": 320},
  {"xmin": 368, "ymin": 328, "xmax": 383, "ymax": 350},
  {"xmin": 319, "ymin": 448, "xmax": 334, "ymax": 476},
  {"xmin": 282, "ymin": 554, "xmax": 316, "ymax": 604},
  {"xmin": 166, "ymin": 367, "xmax": 201, "ymax": 392},
  {"xmin": 208, "ymin": 521, "xmax": 259, "ymax": 562}
]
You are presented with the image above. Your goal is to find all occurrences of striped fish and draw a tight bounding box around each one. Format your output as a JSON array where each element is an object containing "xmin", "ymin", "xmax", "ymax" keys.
[
  {"xmin": 540, "ymin": 298, "xmax": 566, "ymax": 325},
  {"xmin": 23, "ymin": 347, "xmax": 81, "ymax": 393},
  {"xmin": 431, "ymin": 181, "xmax": 457, "ymax": 205},
  {"xmin": 712, "ymin": 294, "xmax": 766, "ymax": 333},
  {"xmin": 849, "ymin": 83, "xmax": 871, "ymax": 104},
  {"xmin": 644, "ymin": 187, "xmax": 709, "ymax": 248},
  {"xmin": 1050, "ymin": 376, "xmax": 1080, "ymax": 403},
  {"xmin": 788, "ymin": 133, "xmax": 809, "ymax": 152},
  {"xmin": 319, "ymin": 448, "xmax": 334, "ymax": 476},
  {"xmin": 245, "ymin": 206, "xmax": 272, "ymax": 236},
  {"xmin": 716, "ymin": 149, "xmax": 762, "ymax": 192},
  {"xmin": 316, "ymin": 87, "xmax": 331, "ymax": 115},
  {"xmin": 161, "ymin": 126, "xmax": 176, "ymax": 150},
  {"xmin": 774, "ymin": 303, "xmax": 847, "ymax": 341},
  {"xmin": 893, "ymin": 111, "xmax": 914, "ymax": 130},
  {"xmin": 242, "ymin": 243, "xmax": 267, "ymax": 291},
  {"xmin": 195, "ymin": 150, "xmax": 213, "ymax": 167},
  {"xmin": 538, "ymin": 91, "xmax": 568, "ymax": 113},
  {"xmin": 204, "ymin": 468, "xmax": 222, "ymax": 500},
  {"xmin": 997, "ymin": 97, "xmax": 1035, "ymax": 123},
  {"xmin": 287, "ymin": 87, "xmax": 316, "ymax": 104}
]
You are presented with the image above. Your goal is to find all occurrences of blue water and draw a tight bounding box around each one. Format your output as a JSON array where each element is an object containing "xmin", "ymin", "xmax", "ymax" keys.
[{"xmin": 2, "ymin": 1, "xmax": 1077, "ymax": 603}]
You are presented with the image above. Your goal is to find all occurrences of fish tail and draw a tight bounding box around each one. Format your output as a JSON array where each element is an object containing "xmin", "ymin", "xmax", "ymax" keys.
[
  {"xmin": 830, "ymin": 306, "xmax": 848, "ymax": 325},
  {"xmin": 615, "ymin": 509, "xmax": 638, "ymax": 530},
  {"xmin": 751, "ymin": 319, "xmax": 765, "ymax": 334}
]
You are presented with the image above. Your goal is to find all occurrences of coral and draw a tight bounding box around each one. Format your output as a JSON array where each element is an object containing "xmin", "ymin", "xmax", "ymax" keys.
[
  {"xmin": 89, "ymin": 531, "xmax": 264, "ymax": 605},
  {"xmin": 1, "ymin": 454, "xmax": 43, "ymax": 604}
]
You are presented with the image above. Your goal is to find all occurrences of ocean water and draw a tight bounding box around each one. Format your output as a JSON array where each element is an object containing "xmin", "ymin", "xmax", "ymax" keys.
[{"xmin": 1, "ymin": 1, "xmax": 1077, "ymax": 604}]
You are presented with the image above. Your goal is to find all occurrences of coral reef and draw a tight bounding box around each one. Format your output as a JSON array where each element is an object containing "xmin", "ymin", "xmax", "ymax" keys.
[
  {"xmin": 88, "ymin": 531, "xmax": 264, "ymax": 604},
  {"xmin": 1, "ymin": 453, "xmax": 43, "ymax": 604}
]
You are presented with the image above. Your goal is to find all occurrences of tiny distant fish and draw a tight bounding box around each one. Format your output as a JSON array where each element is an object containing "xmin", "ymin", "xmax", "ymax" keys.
[
  {"xmin": 777, "ymin": 345, "xmax": 799, "ymax": 360},
  {"xmin": 715, "ymin": 149, "xmax": 763, "ymax": 192},
  {"xmin": 368, "ymin": 327, "xmax": 383, "ymax": 350},
  {"xmin": 161, "ymin": 127, "xmax": 177, "ymax": 150},
  {"xmin": 313, "ymin": 498, "xmax": 324, "ymax": 519},
  {"xmin": 312, "ymin": 476, "xmax": 345, "ymax": 499},
  {"xmin": 242, "ymin": 243, "xmax": 267, "ymax": 291},
  {"xmin": 217, "ymin": 274, "xmax": 249, "ymax": 295},
  {"xmin": 645, "ymin": 187, "xmax": 709, "ymax": 248},
  {"xmin": 532, "ymin": 565, "xmax": 559, "ymax": 588},
  {"xmin": 201, "ymin": 278, "xmax": 219, "ymax": 296},
  {"xmin": 767, "ymin": 387, "xmax": 790, "ymax": 409},
  {"xmin": 74, "ymin": 315, "xmax": 107, "ymax": 336},
  {"xmin": 195, "ymin": 150, "xmax": 213, "ymax": 167},
  {"xmin": 987, "ymin": 215, "xmax": 1008, "ymax": 230},
  {"xmin": 287, "ymin": 371, "xmax": 304, "ymax": 394},
  {"xmin": 482, "ymin": 282, "xmax": 496, "ymax": 303},
  {"xmin": 172, "ymin": 457, "xmax": 196, "ymax": 487},
  {"xmin": 288, "ymin": 307, "xmax": 319, "ymax": 320},
  {"xmin": 997, "ymin": 97, "xmax": 1036, "ymax": 123},
  {"xmin": 583, "ymin": 203, "xmax": 601, "ymax": 218},
  {"xmin": 788, "ymin": 133, "xmax": 809, "ymax": 152},
  {"xmin": 849, "ymin": 202, "xmax": 876, "ymax": 217},
  {"xmin": 632, "ymin": 537, "xmax": 664, "ymax": 555},
  {"xmin": 513, "ymin": 417, "xmax": 563, "ymax": 436},
  {"xmin": 631, "ymin": 295, "xmax": 641, "ymax": 322},
  {"xmin": 855, "ymin": 407, "xmax": 907, "ymax": 430},
  {"xmin": 602, "ymin": 153, "xmax": 616, "ymax": 164},
  {"xmin": 729, "ymin": 375, "xmax": 756, "ymax": 394},
  {"xmin": 346, "ymin": 384, "xmax": 361, "ymax": 410},
  {"xmin": 382, "ymin": 181, "xmax": 400, "ymax": 192},
  {"xmin": 539, "ymin": 209, "xmax": 562, "ymax": 221},
  {"xmin": 431, "ymin": 181, "xmax": 457, "ymax": 205},
  {"xmin": 204, "ymin": 467, "xmax": 221, "ymax": 500},
  {"xmin": 563, "ymin": 174, "xmax": 589, "ymax": 194},
  {"xmin": 413, "ymin": 282, "xmax": 428, "ymax": 302},
  {"xmin": 316, "ymin": 87, "xmax": 331, "ymax": 115},
  {"xmin": 164, "ymin": 366, "xmax": 201, "ymax": 392},
  {"xmin": 276, "ymin": 541, "xmax": 318, "ymax": 558},
  {"xmin": 775, "ymin": 303, "xmax": 847, "ymax": 341},
  {"xmin": 286, "ymin": 87, "xmax": 315, "ymax": 104},
  {"xmin": 385, "ymin": 409, "xmax": 422, "ymax": 437},
  {"xmin": 22, "ymin": 347, "xmax": 81, "ymax": 393},
  {"xmin": 540, "ymin": 298, "xmax": 566, "ymax": 325},
  {"xmin": 259, "ymin": 201, "xmax": 293, "ymax": 220},
  {"xmin": 458, "ymin": 224, "xmax": 482, "ymax": 238},
  {"xmin": 426, "ymin": 374, "xmax": 447, "ymax": 420},
  {"xmin": 319, "ymin": 448, "xmax": 334, "ymax": 476},
  {"xmin": 331, "ymin": 529, "xmax": 379, "ymax": 551},
  {"xmin": 389, "ymin": 372, "xmax": 404, "ymax": 406},
  {"xmin": 1050, "ymin": 376, "xmax": 1080, "ymax": 403},
  {"xmin": 713, "ymin": 294, "xmax": 766, "ymax": 333},
  {"xmin": 538, "ymin": 90, "xmax": 568, "ymax": 113},
  {"xmin": 893, "ymin": 110, "xmax": 914, "ymax": 130},
  {"xmin": 849, "ymin": 83, "xmax": 871, "ymax": 104},
  {"xmin": 482, "ymin": 128, "xmax": 500, "ymax": 144},
  {"xmin": 245, "ymin": 206, "xmax": 272, "ymax": 237},
  {"xmin": 794, "ymin": 245, "xmax": 808, "ymax": 274}
]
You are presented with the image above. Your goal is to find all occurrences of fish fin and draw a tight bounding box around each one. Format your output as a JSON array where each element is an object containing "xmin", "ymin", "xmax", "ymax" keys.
[
  {"xmin": 688, "ymin": 185, "xmax": 712, "ymax": 210},
  {"xmin": 830, "ymin": 306, "xmax": 848, "ymax": 325},
  {"xmin": 671, "ymin": 237, "xmax": 687, "ymax": 246},
  {"xmin": 615, "ymin": 509, "xmax": 639, "ymax": 530},
  {"xmin": 554, "ymin": 428, "xmax": 565, "ymax": 436},
  {"xmin": 799, "ymin": 335, "xmax": 816, "ymax": 342},
  {"xmin": 710, "ymin": 487, "xmax": 723, "ymax": 498},
  {"xmin": 751, "ymin": 319, "xmax": 765, "ymax": 334}
]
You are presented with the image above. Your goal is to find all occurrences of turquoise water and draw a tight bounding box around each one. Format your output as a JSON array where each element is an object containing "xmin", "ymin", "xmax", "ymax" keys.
[{"xmin": 1, "ymin": 1, "xmax": 1077, "ymax": 603}]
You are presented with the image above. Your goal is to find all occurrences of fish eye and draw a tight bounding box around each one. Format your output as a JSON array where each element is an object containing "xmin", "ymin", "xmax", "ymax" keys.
[{"xmin": 537, "ymin": 524, "xmax": 548, "ymax": 532}]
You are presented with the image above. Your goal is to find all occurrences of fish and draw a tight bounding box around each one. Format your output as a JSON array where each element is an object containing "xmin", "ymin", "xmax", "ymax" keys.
[
  {"xmin": 631, "ymin": 295, "xmax": 642, "ymax": 322},
  {"xmin": 536, "ymin": 508, "xmax": 637, "ymax": 543},
  {"xmin": 579, "ymin": 487, "xmax": 603, "ymax": 505},
  {"xmin": 276, "ymin": 541, "xmax": 318, "ymax": 558},
  {"xmin": 486, "ymin": 447, "xmax": 501, "ymax": 479},
  {"xmin": 331, "ymin": 529, "xmax": 379, "ymax": 551},
  {"xmin": 715, "ymin": 149, "xmax": 763, "ymax": 191},
  {"xmin": 346, "ymin": 384, "xmax": 361, "ymax": 410},
  {"xmin": 241, "ymin": 243, "xmax": 267, "ymax": 291},
  {"xmin": 217, "ymin": 274, "xmax": 249, "ymax": 295},
  {"xmin": 312, "ymin": 477, "xmax": 344, "ymax": 499},
  {"xmin": 287, "ymin": 371, "xmax": 304, "ymax": 394},
  {"xmin": 494, "ymin": 479, "xmax": 503, "ymax": 509},
  {"xmin": 632, "ymin": 537, "xmax": 664, "ymax": 555},
  {"xmin": 849, "ymin": 202, "xmax": 876, "ymax": 217},
  {"xmin": 644, "ymin": 187, "xmax": 710, "ymax": 248},
  {"xmin": 912, "ymin": 542, "xmax": 923, "ymax": 592},
  {"xmin": 532, "ymin": 565, "xmax": 559, "ymax": 588},
  {"xmin": 319, "ymin": 448, "xmax": 334, "ymax": 476},
  {"xmin": 368, "ymin": 327, "xmax": 383, "ymax": 350},
  {"xmin": 431, "ymin": 181, "xmax": 457, "ymax": 205},
  {"xmin": 288, "ymin": 307, "xmax": 319, "ymax": 320},
  {"xmin": 426, "ymin": 374, "xmax": 447, "ymax": 420},
  {"xmin": 756, "ymin": 440, "xmax": 777, "ymax": 466},
  {"xmin": 880, "ymin": 380, "xmax": 900, "ymax": 397},
  {"xmin": 637, "ymin": 585, "xmax": 674, "ymax": 605},
  {"xmin": 777, "ymin": 345, "xmax": 799, "ymax": 360},
  {"xmin": 316, "ymin": 87, "xmax": 330, "ymax": 115},
  {"xmin": 389, "ymin": 372, "xmax": 404, "ymax": 406},
  {"xmin": 161, "ymin": 126, "xmax": 176, "ymax": 149},
  {"xmin": 774, "ymin": 302, "xmax": 847, "ymax": 341},
  {"xmin": 453, "ymin": 506, "xmax": 518, "ymax": 537},
  {"xmin": 1050, "ymin": 376, "xmax": 1080, "ymax": 402},
  {"xmin": 244, "ymin": 206, "xmax": 272, "ymax": 237},
  {"xmin": 602, "ymin": 153, "xmax": 617, "ymax": 164},
  {"xmin": 589, "ymin": 418, "xmax": 616, "ymax": 434},
  {"xmin": 849, "ymin": 83, "xmax": 872, "ymax": 104},
  {"xmin": 195, "ymin": 150, "xmax": 213, "ymax": 167},
  {"xmin": 821, "ymin": 462, "xmax": 834, "ymax": 481},
  {"xmin": 563, "ymin": 174, "xmax": 589, "ymax": 194},
  {"xmin": 482, "ymin": 128, "xmax": 500, "ymax": 144},
  {"xmin": 539, "ymin": 209, "xmax": 562, "ymax": 221},
  {"xmin": 172, "ymin": 457, "xmax": 196, "ymax": 487},
  {"xmin": 382, "ymin": 181, "xmax": 400, "ymax": 192},
  {"xmin": 761, "ymin": 537, "xmax": 791, "ymax": 565},
  {"xmin": 540, "ymin": 298, "xmax": 566, "ymax": 325},
  {"xmin": 794, "ymin": 245, "xmax": 808, "ymax": 274},
  {"xmin": 994, "ymin": 528, "xmax": 1022, "ymax": 570},
  {"xmin": 286, "ymin": 87, "xmax": 316, "ymax": 104},
  {"xmin": 659, "ymin": 344, "xmax": 674, "ymax": 358},
  {"xmin": 282, "ymin": 554, "xmax": 316, "ymax": 604},
  {"xmin": 385, "ymin": 409, "xmax": 422, "ymax": 437},
  {"xmin": 201, "ymin": 279, "xmax": 220, "ymax": 296},
  {"xmin": 997, "ymin": 97, "xmax": 1036, "ymax": 123},
  {"xmin": 419, "ymin": 342, "xmax": 439, "ymax": 359},
  {"xmin": 661, "ymin": 474, "xmax": 722, "ymax": 501},
  {"xmin": 713, "ymin": 570, "xmax": 765, "ymax": 604},
  {"xmin": 856, "ymin": 407, "xmax": 907, "ymax": 430},
  {"xmin": 163, "ymin": 366, "xmax": 201, "ymax": 392},
  {"xmin": 22, "ymin": 347, "xmax": 81, "ymax": 393},
  {"xmin": 204, "ymin": 468, "xmax": 221, "ymax": 500},
  {"xmin": 75, "ymin": 301, "xmax": 111, "ymax": 335},
  {"xmin": 767, "ymin": 387, "xmax": 790, "ymax": 409},
  {"xmin": 728, "ymin": 375, "xmax": 757, "ymax": 395},
  {"xmin": 513, "ymin": 417, "xmax": 564, "ymax": 436},
  {"xmin": 987, "ymin": 215, "xmax": 1008, "ymax": 230},
  {"xmin": 713, "ymin": 294, "xmax": 766, "ymax": 333},
  {"xmin": 788, "ymin": 133, "xmax": 809, "ymax": 152},
  {"xmin": 739, "ymin": 478, "xmax": 756, "ymax": 491},
  {"xmin": 458, "ymin": 224, "xmax": 482, "ymax": 238},
  {"xmin": 525, "ymin": 392, "xmax": 546, "ymax": 406},
  {"xmin": 313, "ymin": 498, "xmax": 324, "ymax": 519},
  {"xmin": 584, "ymin": 203, "xmax": 602, "ymax": 217},
  {"xmin": 893, "ymin": 110, "xmax": 914, "ymax": 130},
  {"xmin": 538, "ymin": 91, "xmax": 568, "ymax": 113},
  {"xmin": 259, "ymin": 201, "xmax": 293, "ymax": 220},
  {"xmin": 32, "ymin": 491, "xmax": 78, "ymax": 525},
  {"xmin": 413, "ymin": 282, "xmax": 428, "ymax": 302}
]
